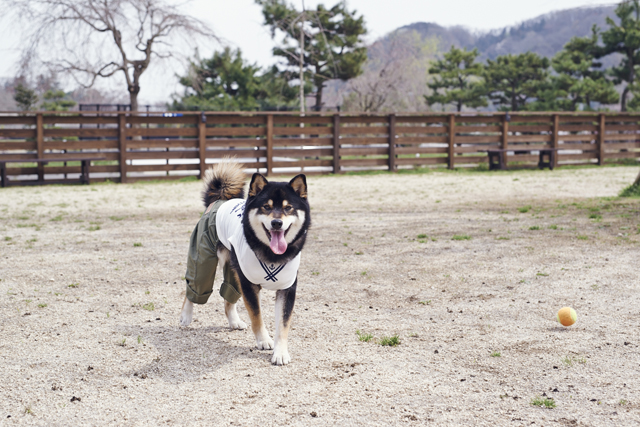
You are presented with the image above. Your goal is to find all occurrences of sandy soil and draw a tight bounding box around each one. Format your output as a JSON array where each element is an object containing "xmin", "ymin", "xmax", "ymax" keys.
[{"xmin": 1, "ymin": 166, "xmax": 639, "ymax": 426}]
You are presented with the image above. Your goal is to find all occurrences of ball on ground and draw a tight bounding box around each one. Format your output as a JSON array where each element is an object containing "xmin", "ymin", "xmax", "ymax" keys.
[{"xmin": 557, "ymin": 307, "xmax": 577, "ymax": 327}]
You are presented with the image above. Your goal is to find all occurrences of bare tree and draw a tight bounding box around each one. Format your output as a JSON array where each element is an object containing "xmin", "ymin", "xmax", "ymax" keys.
[
  {"xmin": 7, "ymin": 0, "xmax": 216, "ymax": 111},
  {"xmin": 343, "ymin": 31, "xmax": 438, "ymax": 113}
]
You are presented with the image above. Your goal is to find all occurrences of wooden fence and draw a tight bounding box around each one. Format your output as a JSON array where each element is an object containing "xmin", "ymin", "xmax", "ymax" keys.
[{"xmin": 0, "ymin": 111, "xmax": 639, "ymax": 184}]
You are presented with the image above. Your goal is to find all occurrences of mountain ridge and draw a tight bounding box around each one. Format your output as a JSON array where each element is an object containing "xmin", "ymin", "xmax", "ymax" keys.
[{"xmin": 394, "ymin": 5, "xmax": 618, "ymax": 62}]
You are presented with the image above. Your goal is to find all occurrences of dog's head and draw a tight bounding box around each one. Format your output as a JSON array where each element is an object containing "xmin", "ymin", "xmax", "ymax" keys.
[{"xmin": 245, "ymin": 173, "xmax": 309, "ymax": 256}]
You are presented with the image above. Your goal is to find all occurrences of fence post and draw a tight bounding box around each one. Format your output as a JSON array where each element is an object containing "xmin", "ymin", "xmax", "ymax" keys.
[
  {"xmin": 388, "ymin": 114, "xmax": 396, "ymax": 172},
  {"xmin": 501, "ymin": 113, "xmax": 509, "ymax": 151},
  {"xmin": 198, "ymin": 112, "xmax": 207, "ymax": 179},
  {"xmin": 333, "ymin": 114, "xmax": 341, "ymax": 174},
  {"xmin": 36, "ymin": 113, "xmax": 44, "ymax": 182},
  {"xmin": 597, "ymin": 113, "xmax": 605, "ymax": 166},
  {"xmin": 266, "ymin": 114, "xmax": 274, "ymax": 176},
  {"xmin": 447, "ymin": 114, "xmax": 455, "ymax": 169},
  {"xmin": 118, "ymin": 113, "xmax": 127, "ymax": 183},
  {"xmin": 552, "ymin": 114, "xmax": 559, "ymax": 168}
]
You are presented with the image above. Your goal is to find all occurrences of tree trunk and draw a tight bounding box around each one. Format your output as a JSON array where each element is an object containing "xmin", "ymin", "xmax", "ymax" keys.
[
  {"xmin": 622, "ymin": 52, "xmax": 635, "ymax": 112},
  {"xmin": 129, "ymin": 91, "xmax": 139, "ymax": 112},
  {"xmin": 621, "ymin": 86, "xmax": 629, "ymax": 112},
  {"xmin": 314, "ymin": 83, "xmax": 324, "ymax": 112},
  {"xmin": 634, "ymin": 169, "xmax": 640, "ymax": 186}
]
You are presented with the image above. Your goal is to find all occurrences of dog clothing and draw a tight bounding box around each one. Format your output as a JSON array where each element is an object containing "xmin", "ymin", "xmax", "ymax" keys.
[
  {"xmin": 185, "ymin": 199, "xmax": 300, "ymax": 306},
  {"xmin": 216, "ymin": 199, "xmax": 301, "ymax": 291},
  {"xmin": 185, "ymin": 200, "xmax": 242, "ymax": 305}
]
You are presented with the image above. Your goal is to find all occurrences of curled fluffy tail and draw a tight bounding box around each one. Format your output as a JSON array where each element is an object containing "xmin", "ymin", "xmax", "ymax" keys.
[{"xmin": 201, "ymin": 159, "xmax": 246, "ymax": 207}]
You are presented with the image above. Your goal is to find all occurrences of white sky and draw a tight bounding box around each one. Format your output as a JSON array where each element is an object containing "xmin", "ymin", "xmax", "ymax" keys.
[{"xmin": 0, "ymin": 0, "xmax": 621, "ymax": 104}]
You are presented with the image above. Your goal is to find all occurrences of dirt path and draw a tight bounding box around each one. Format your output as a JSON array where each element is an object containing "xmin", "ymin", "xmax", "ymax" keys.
[{"xmin": 1, "ymin": 166, "xmax": 639, "ymax": 426}]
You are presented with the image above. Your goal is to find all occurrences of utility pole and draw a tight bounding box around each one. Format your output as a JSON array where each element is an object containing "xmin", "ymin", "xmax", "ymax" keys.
[
  {"xmin": 299, "ymin": 0, "xmax": 305, "ymax": 114},
  {"xmin": 299, "ymin": 19, "xmax": 305, "ymax": 114}
]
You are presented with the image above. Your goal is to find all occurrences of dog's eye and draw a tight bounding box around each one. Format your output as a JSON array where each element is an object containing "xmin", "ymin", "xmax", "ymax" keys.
[
  {"xmin": 262, "ymin": 204, "xmax": 271, "ymax": 211},
  {"xmin": 284, "ymin": 205, "xmax": 294, "ymax": 212}
]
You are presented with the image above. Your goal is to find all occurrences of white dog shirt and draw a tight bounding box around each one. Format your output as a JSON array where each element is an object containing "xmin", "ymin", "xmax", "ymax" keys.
[{"xmin": 216, "ymin": 199, "xmax": 300, "ymax": 291}]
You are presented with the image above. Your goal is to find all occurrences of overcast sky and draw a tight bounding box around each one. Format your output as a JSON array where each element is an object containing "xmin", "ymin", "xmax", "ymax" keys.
[{"xmin": 0, "ymin": 0, "xmax": 621, "ymax": 104}]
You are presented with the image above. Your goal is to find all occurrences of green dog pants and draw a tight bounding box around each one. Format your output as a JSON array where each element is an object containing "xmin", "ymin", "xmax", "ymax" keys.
[{"xmin": 185, "ymin": 200, "xmax": 242, "ymax": 305}]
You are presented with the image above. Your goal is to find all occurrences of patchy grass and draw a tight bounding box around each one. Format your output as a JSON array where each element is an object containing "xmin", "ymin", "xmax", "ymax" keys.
[
  {"xmin": 530, "ymin": 396, "xmax": 556, "ymax": 409},
  {"xmin": 452, "ymin": 235, "xmax": 471, "ymax": 241},
  {"xmin": 379, "ymin": 335, "xmax": 401, "ymax": 347},
  {"xmin": 356, "ymin": 330, "xmax": 374, "ymax": 343},
  {"xmin": 518, "ymin": 205, "xmax": 532, "ymax": 213},
  {"xmin": 619, "ymin": 183, "xmax": 640, "ymax": 198},
  {"xmin": 142, "ymin": 302, "xmax": 155, "ymax": 311},
  {"xmin": 490, "ymin": 351, "xmax": 501, "ymax": 357}
]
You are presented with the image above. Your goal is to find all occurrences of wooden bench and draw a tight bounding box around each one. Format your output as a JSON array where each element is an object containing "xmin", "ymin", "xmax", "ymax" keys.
[
  {"xmin": 0, "ymin": 156, "xmax": 106, "ymax": 187},
  {"xmin": 486, "ymin": 148, "xmax": 558, "ymax": 171}
]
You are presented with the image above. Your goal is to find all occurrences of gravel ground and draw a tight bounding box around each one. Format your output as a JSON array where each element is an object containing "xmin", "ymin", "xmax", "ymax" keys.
[{"xmin": 1, "ymin": 166, "xmax": 639, "ymax": 426}]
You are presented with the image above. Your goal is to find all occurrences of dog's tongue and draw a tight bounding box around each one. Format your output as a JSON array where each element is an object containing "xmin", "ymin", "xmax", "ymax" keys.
[{"xmin": 269, "ymin": 230, "xmax": 287, "ymax": 255}]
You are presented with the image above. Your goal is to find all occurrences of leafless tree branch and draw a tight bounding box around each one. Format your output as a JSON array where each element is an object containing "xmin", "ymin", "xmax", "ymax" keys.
[{"xmin": 5, "ymin": 0, "xmax": 218, "ymax": 111}]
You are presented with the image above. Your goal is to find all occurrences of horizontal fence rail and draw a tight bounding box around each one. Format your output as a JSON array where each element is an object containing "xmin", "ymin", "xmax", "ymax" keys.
[{"xmin": 0, "ymin": 111, "xmax": 639, "ymax": 185}]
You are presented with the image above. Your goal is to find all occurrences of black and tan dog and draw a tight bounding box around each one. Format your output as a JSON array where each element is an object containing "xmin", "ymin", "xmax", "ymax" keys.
[{"xmin": 179, "ymin": 161, "xmax": 310, "ymax": 365}]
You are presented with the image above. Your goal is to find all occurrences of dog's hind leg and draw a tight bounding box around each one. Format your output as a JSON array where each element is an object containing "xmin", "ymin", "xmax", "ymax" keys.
[
  {"xmin": 225, "ymin": 301, "xmax": 247, "ymax": 330},
  {"xmin": 272, "ymin": 279, "xmax": 297, "ymax": 365},
  {"xmin": 179, "ymin": 296, "xmax": 193, "ymax": 327},
  {"xmin": 241, "ymin": 281, "xmax": 274, "ymax": 350}
]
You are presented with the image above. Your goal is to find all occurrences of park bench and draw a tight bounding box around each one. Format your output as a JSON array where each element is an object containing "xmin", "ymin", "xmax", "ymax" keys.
[
  {"xmin": 486, "ymin": 148, "xmax": 558, "ymax": 171},
  {"xmin": 0, "ymin": 156, "xmax": 106, "ymax": 187}
]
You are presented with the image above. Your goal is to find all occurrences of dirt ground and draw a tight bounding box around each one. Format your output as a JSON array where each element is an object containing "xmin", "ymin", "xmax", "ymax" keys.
[{"xmin": 1, "ymin": 166, "xmax": 639, "ymax": 426}]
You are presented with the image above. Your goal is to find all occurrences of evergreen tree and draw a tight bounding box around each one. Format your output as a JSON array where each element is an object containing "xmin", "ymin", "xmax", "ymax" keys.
[
  {"xmin": 600, "ymin": 0, "xmax": 640, "ymax": 111},
  {"xmin": 257, "ymin": 0, "xmax": 367, "ymax": 111},
  {"xmin": 483, "ymin": 52, "xmax": 550, "ymax": 111},
  {"xmin": 530, "ymin": 28, "xmax": 618, "ymax": 111},
  {"xmin": 424, "ymin": 46, "xmax": 487, "ymax": 112},
  {"xmin": 40, "ymin": 90, "xmax": 77, "ymax": 111},
  {"xmin": 172, "ymin": 48, "xmax": 297, "ymax": 111},
  {"xmin": 13, "ymin": 84, "xmax": 38, "ymax": 111}
]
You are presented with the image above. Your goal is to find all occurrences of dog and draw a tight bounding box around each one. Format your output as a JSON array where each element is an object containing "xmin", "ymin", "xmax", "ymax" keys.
[{"xmin": 179, "ymin": 161, "xmax": 310, "ymax": 365}]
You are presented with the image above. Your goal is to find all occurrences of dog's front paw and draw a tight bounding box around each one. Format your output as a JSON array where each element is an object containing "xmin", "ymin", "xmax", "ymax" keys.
[
  {"xmin": 271, "ymin": 347, "xmax": 291, "ymax": 365},
  {"xmin": 256, "ymin": 337, "xmax": 274, "ymax": 350},
  {"xmin": 229, "ymin": 319, "xmax": 248, "ymax": 330}
]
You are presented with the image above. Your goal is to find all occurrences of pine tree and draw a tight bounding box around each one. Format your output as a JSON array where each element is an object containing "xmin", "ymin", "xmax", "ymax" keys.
[
  {"xmin": 13, "ymin": 84, "xmax": 39, "ymax": 111},
  {"xmin": 600, "ymin": 0, "xmax": 640, "ymax": 111},
  {"xmin": 483, "ymin": 52, "xmax": 550, "ymax": 111},
  {"xmin": 40, "ymin": 90, "xmax": 77, "ymax": 111},
  {"xmin": 530, "ymin": 28, "xmax": 618, "ymax": 111},
  {"xmin": 173, "ymin": 48, "xmax": 297, "ymax": 111},
  {"xmin": 257, "ymin": 0, "xmax": 367, "ymax": 111},
  {"xmin": 424, "ymin": 46, "xmax": 487, "ymax": 112}
]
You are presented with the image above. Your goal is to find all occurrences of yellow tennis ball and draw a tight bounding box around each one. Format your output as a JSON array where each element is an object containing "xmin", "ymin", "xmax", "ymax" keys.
[{"xmin": 557, "ymin": 307, "xmax": 577, "ymax": 327}]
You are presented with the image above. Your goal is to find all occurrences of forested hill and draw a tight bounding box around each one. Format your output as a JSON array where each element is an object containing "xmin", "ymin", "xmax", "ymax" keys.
[
  {"xmin": 395, "ymin": 5, "xmax": 616, "ymax": 61},
  {"xmin": 331, "ymin": 5, "xmax": 621, "ymax": 112}
]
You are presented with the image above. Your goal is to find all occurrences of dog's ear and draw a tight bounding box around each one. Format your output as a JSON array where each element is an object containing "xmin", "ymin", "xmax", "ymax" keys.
[
  {"xmin": 289, "ymin": 174, "xmax": 307, "ymax": 199},
  {"xmin": 249, "ymin": 173, "xmax": 268, "ymax": 197}
]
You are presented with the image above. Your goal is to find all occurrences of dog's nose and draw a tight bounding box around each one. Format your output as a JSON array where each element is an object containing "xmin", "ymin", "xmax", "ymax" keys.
[{"xmin": 271, "ymin": 219, "xmax": 283, "ymax": 230}]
